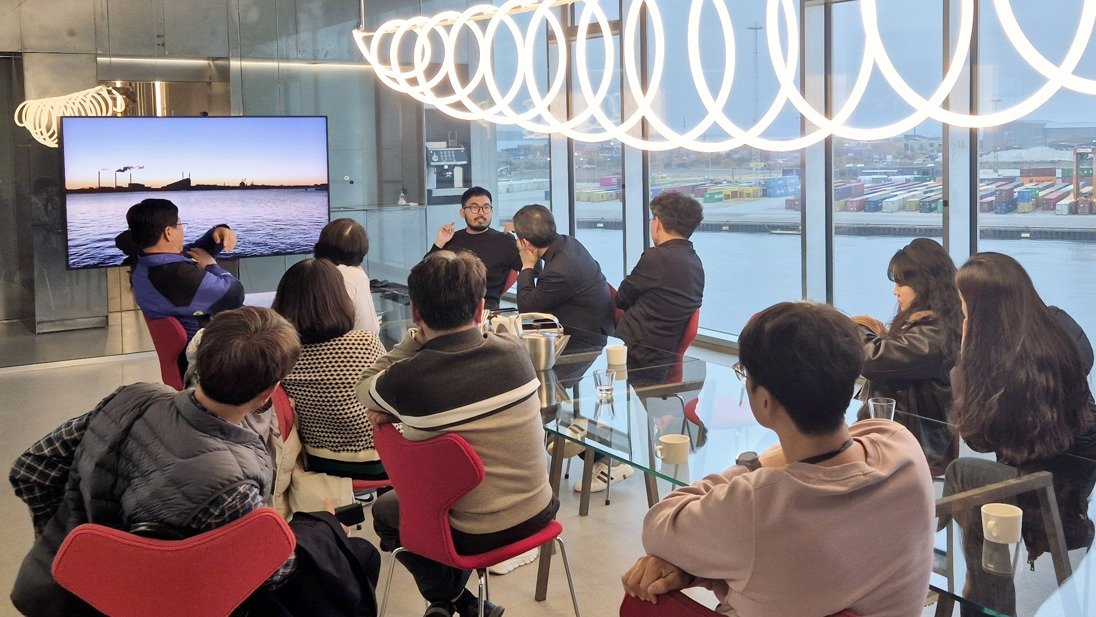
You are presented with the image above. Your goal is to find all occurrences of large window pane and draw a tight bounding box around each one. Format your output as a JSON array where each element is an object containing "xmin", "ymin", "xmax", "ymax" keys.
[
  {"xmin": 831, "ymin": 1, "xmax": 944, "ymax": 323},
  {"xmin": 646, "ymin": 0, "xmax": 803, "ymax": 337},
  {"xmin": 976, "ymin": 0, "xmax": 1096, "ymax": 338}
]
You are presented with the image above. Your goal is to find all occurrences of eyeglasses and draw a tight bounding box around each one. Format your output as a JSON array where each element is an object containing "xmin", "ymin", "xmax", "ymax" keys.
[
  {"xmin": 463, "ymin": 204, "xmax": 493, "ymax": 214},
  {"xmin": 174, "ymin": 222, "xmax": 188, "ymax": 231},
  {"xmin": 733, "ymin": 361, "xmax": 748, "ymax": 382}
]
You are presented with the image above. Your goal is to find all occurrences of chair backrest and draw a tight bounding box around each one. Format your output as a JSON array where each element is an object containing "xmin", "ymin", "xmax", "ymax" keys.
[
  {"xmin": 607, "ymin": 283, "xmax": 625, "ymax": 326},
  {"xmin": 271, "ymin": 384, "xmax": 295, "ymax": 443},
  {"xmin": 676, "ymin": 308, "xmax": 701, "ymax": 357},
  {"xmin": 372, "ymin": 424, "xmax": 485, "ymax": 566},
  {"xmin": 144, "ymin": 316, "xmax": 187, "ymax": 390},
  {"xmin": 503, "ymin": 268, "xmax": 519, "ymax": 295},
  {"xmin": 620, "ymin": 592, "xmax": 856, "ymax": 617},
  {"xmin": 52, "ymin": 507, "xmax": 295, "ymax": 617}
]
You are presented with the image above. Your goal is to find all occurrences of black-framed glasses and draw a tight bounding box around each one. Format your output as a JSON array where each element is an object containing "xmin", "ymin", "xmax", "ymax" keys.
[
  {"xmin": 174, "ymin": 221, "xmax": 188, "ymax": 231},
  {"xmin": 463, "ymin": 204, "xmax": 493, "ymax": 214},
  {"xmin": 733, "ymin": 361, "xmax": 747, "ymax": 382}
]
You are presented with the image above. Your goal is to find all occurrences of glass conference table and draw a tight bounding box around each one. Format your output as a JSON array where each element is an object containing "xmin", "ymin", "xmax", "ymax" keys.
[{"xmin": 375, "ymin": 320, "xmax": 1096, "ymax": 616}]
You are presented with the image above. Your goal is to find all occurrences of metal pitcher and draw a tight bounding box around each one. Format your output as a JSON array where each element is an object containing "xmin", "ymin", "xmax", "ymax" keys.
[{"xmin": 492, "ymin": 312, "xmax": 570, "ymax": 370}]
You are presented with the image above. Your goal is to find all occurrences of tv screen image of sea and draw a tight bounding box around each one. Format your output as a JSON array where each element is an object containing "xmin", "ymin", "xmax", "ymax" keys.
[{"xmin": 65, "ymin": 188, "xmax": 329, "ymax": 269}]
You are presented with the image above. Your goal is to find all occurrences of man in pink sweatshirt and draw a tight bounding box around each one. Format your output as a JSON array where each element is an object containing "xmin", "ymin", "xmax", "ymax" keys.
[{"xmin": 623, "ymin": 301, "xmax": 935, "ymax": 617}]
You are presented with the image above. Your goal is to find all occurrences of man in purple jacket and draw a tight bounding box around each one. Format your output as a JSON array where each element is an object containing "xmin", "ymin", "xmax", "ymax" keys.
[{"xmin": 116, "ymin": 198, "xmax": 244, "ymax": 341}]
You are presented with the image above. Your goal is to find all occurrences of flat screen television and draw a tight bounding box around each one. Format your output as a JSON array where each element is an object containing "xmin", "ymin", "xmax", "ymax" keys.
[{"xmin": 61, "ymin": 116, "xmax": 330, "ymax": 269}]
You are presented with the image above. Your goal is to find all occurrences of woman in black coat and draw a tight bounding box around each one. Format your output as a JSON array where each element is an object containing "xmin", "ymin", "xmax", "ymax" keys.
[{"xmin": 852, "ymin": 238, "xmax": 963, "ymax": 476}]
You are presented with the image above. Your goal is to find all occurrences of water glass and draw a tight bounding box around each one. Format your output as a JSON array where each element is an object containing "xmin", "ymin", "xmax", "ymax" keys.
[
  {"xmin": 594, "ymin": 369, "xmax": 616, "ymax": 399},
  {"xmin": 868, "ymin": 397, "xmax": 896, "ymax": 420}
]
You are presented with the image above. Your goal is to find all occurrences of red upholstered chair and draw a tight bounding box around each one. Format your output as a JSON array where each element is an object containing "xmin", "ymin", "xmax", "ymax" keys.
[
  {"xmin": 52, "ymin": 507, "xmax": 295, "ymax": 617},
  {"xmin": 144, "ymin": 316, "xmax": 187, "ymax": 390},
  {"xmin": 620, "ymin": 592, "xmax": 857, "ymax": 617},
  {"xmin": 503, "ymin": 268, "xmax": 519, "ymax": 295},
  {"xmin": 373, "ymin": 424, "xmax": 580, "ymax": 617}
]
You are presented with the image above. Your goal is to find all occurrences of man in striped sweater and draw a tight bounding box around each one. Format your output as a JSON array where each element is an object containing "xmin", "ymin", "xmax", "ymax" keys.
[{"xmin": 356, "ymin": 250, "xmax": 557, "ymax": 617}]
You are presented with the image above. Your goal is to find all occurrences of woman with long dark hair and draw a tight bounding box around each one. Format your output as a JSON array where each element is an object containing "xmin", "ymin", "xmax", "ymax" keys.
[
  {"xmin": 273, "ymin": 258, "xmax": 388, "ymax": 481},
  {"xmin": 852, "ymin": 238, "xmax": 963, "ymax": 475},
  {"xmin": 945, "ymin": 252, "xmax": 1096, "ymax": 615}
]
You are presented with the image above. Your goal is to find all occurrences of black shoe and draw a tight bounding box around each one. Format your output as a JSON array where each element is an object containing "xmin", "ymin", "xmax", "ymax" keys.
[
  {"xmin": 455, "ymin": 598, "xmax": 504, "ymax": 617},
  {"xmin": 424, "ymin": 602, "xmax": 454, "ymax": 617}
]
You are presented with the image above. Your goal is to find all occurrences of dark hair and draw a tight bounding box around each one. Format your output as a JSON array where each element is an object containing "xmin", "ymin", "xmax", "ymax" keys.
[
  {"xmin": 952, "ymin": 252, "xmax": 1093, "ymax": 463},
  {"xmin": 461, "ymin": 186, "xmax": 493, "ymax": 207},
  {"xmin": 197, "ymin": 307, "xmax": 301, "ymax": 406},
  {"xmin": 739, "ymin": 302, "xmax": 863, "ymax": 436},
  {"xmin": 272, "ymin": 258, "xmax": 355, "ymax": 345},
  {"xmin": 650, "ymin": 192, "xmax": 704, "ymax": 238},
  {"xmin": 885, "ymin": 238, "xmax": 963, "ymax": 366},
  {"xmin": 314, "ymin": 218, "xmax": 369, "ymax": 267},
  {"xmin": 512, "ymin": 204, "xmax": 559, "ymax": 248},
  {"xmin": 408, "ymin": 250, "xmax": 486, "ymax": 330},
  {"xmin": 126, "ymin": 199, "xmax": 178, "ymax": 249}
]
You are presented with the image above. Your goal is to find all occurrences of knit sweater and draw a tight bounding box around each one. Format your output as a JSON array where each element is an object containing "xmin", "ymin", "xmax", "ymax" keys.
[
  {"xmin": 357, "ymin": 327, "xmax": 553, "ymax": 535},
  {"xmin": 642, "ymin": 421, "xmax": 935, "ymax": 617},
  {"xmin": 282, "ymin": 330, "xmax": 387, "ymax": 462}
]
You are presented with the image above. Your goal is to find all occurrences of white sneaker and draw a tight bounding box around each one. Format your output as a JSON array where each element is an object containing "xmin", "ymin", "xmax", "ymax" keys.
[
  {"xmin": 573, "ymin": 461, "xmax": 634, "ymax": 493},
  {"xmin": 487, "ymin": 547, "xmax": 540, "ymax": 575}
]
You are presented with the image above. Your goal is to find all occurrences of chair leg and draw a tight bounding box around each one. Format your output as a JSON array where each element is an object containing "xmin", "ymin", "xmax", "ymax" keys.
[
  {"xmin": 554, "ymin": 538, "xmax": 582, "ymax": 617},
  {"xmin": 478, "ymin": 568, "xmax": 487, "ymax": 616},
  {"xmin": 378, "ymin": 547, "xmax": 405, "ymax": 617},
  {"xmin": 565, "ymin": 456, "xmax": 572, "ymax": 480}
]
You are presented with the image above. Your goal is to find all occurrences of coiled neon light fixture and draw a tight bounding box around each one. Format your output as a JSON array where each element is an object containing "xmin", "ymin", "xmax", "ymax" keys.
[
  {"xmin": 352, "ymin": 0, "xmax": 1096, "ymax": 152},
  {"xmin": 14, "ymin": 86, "xmax": 127, "ymax": 148}
]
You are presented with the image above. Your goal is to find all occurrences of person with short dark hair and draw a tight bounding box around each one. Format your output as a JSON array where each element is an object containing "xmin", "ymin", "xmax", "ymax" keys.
[
  {"xmin": 615, "ymin": 191, "xmax": 705, "ymax": 367},
  {"xmin": 428, "ymin": 187, "xmax": 520, "ymax": 309},
  {"xmin": 10, "ymin": 307, "xmax": 382, "ymax": 617},
  {"xmin": 512, "ymin": 204, "xmax": 615, "ymax": 350},
  {"xmin": 115, "ymin": 198, "xmax": 244, "ymax": 342},
  {"xmin": 315, "ymin": 218, "xmax": 380, "ymax": 333},
  {"xmin": 357, "ymin": 250, "xmax": 557, "ymax": 617},
  {"xmin": 623, "ymin": 301, "xmax": 934, "ymax": 617},
  {"xmin": 273, "ymin": 258, "xmax": 387, "ymax": 481}
]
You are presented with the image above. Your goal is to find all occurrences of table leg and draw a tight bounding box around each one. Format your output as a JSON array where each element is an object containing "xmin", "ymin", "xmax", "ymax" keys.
[
  {"xmin": 537, "ymin": 437, "xmax": 566, "ymax": 601},
  {"xmin": 579, "ymin": 448, "xmax": 595, "ymax": 517},
  {"xmin": 933, "ymin": 593, "xmax": 954, "ymax": 617},
  {"xmin": 534, "ymin": 542, "xmax": 554, "ymax": 601},
  {"xmin": 645, "ymin": 472, "xmax": 659, "ymax": 507}
]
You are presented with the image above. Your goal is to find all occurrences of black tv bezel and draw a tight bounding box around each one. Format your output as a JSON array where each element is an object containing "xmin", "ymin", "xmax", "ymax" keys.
[{"xmin": 59, "ymin": 115, "xmax": 332, "ymax": 271}]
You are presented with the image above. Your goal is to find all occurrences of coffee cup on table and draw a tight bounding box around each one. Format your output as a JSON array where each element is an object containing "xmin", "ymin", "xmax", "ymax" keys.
[
  {"xmin": 656, "ymin": 434, "xmax": 690, "ymax": 465},
  {"xmin": 606, "ymin": 344, "xmax": 628, "ymax": 366},
  {"xmin": 982, "ymin": 503, "xmax": 1023, "ymax": 544}
]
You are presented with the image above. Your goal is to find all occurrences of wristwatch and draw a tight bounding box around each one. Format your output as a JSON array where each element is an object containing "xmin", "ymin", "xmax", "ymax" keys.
[{"xmin": 735, "ymin": 451, "xmax": 761, "ymax": 471}]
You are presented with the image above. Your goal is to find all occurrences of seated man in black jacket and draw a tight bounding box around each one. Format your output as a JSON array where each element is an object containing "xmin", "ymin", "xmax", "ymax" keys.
[
  {"xmin": 615, "ymin": 191, "xmax": 705, "ymax": 367},
  {"xmin": 513, "ymin": 204, "xmax": 615, "ymax": 350}
]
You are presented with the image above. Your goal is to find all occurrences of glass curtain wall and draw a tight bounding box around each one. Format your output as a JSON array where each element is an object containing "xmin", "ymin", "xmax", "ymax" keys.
[
  {"xmin": 831, "ymin": 0, "xmax": 945, "ymax": 322},
  {"xmin": 974, "ymin": 0, "xmax": 1096, "ymax": 340},
  {"xmin": 644, "ymin": 0, "xmax": 803, "ymax": 338}
]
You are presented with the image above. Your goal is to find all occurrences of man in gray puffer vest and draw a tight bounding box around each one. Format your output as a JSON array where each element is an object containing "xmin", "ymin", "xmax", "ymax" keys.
[{"xmin": 9, "ymin": 307, "xmax": 374, "ymax": 616}]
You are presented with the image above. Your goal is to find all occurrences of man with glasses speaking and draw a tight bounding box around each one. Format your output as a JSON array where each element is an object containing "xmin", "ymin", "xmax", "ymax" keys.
[{"xmin": 428, "ymin": 186, "xmax": 520, "ymax": 310}]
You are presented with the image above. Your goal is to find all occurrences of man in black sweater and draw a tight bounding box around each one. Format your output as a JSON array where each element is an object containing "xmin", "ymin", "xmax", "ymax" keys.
[
  {"xmin": 615, "ymin": 191, "xmax": 705, "ymax": 367},
  {"xmin": 427, "ymin": 186, "xmax": 520, "ymax": 309},
  {"xmin": 512, "ymin": 204, "xmax": 615, "ymax": 351}
]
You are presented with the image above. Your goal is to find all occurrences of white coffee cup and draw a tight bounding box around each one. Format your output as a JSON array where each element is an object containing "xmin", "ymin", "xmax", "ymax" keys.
[
  {"xmin": 606, "ymin": 344, "xmax": 628, "ymax": 366},
  {"xmin": 656, "ymin": 434, "xmax": 690, "ymax": 465},
  {"xmin": 982, "ymin": 503, "xmax": 1023, "ymax": 544}
]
